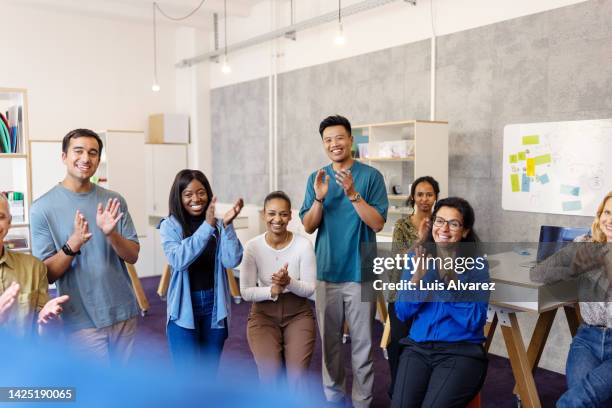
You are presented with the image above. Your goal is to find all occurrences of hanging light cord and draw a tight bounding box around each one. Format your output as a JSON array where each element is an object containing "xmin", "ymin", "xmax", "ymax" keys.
[
  {"xmin": 430, "ymin": 0, "xmax": 436, "ymax": 37},
  {"xmin": 152, "ymin": 3, "xmax": 158, "ymax": 82},
  {"xmin": 154, "ymin": 0, "xmax": 207, "ymax": 21},
  {"xmin": 224, "ymin": 0, "xmax": 228, "ymax": 58},
  {"xmin": 338, "ymin": 0, "xmax": 342, "ymax": 24}
]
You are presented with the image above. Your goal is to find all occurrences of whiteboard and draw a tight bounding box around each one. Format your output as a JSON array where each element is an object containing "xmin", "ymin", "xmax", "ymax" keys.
[
  {"xmin": 30, "ymin": 141, "xmax": 64, "ymax": 201},
  {"xmin": 502, "ymin": 119, "xmax": 611, "ymax": 216}
]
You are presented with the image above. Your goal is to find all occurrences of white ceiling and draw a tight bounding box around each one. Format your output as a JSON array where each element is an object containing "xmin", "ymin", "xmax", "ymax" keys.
[{"xmin": 5, "ymin": 0, "xmax": 266, "ymax": 29}]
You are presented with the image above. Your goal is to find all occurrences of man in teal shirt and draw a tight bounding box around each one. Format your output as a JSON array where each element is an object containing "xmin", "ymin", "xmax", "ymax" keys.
[{"xmin": 300, "ymin": 115, "xmax": 388, "ymax": 407}]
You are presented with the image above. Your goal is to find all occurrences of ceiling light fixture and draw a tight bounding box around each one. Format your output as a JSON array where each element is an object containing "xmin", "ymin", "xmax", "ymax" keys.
[{"xmin": 334, "ymin": 0, "xmax": 345, "ymax": 46}]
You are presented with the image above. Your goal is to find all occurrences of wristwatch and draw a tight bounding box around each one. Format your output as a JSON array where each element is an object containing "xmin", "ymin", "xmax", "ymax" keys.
[
  {"xmin": 61, "ymin": 243, "xmax": 81, "ymax": 257},
  {"xmin": 349, "ymin": 192, "xmax": 362, "ymax": 203},
  {"xmin": 314, "ymin": 197, "xmax": 324, "ymax": 204}
]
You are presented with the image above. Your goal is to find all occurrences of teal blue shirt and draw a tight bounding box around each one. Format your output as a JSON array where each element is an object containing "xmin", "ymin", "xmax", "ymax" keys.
[{"xmin": 300, "ymin": 161, "xmax": 388, "ymax": 282}]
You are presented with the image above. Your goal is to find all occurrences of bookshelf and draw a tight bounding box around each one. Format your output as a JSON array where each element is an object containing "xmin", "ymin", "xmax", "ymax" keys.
[
  {"xmin": 352, "ymin": 120, "xmax": 449, "ymax": 242},
  {"xmin": 0, "ymin": 88, "xmax": 32, "ymax": 252}
]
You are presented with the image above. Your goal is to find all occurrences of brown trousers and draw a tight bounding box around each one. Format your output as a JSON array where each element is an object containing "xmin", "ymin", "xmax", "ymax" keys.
[{"xmin": 247, "ymin": 292, "xmax": 316, "ymax": 390}]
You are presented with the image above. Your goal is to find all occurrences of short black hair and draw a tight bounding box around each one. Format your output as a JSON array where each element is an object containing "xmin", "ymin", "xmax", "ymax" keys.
[
  {"xmin": 62, "ymin": 129, "xmax": 104, "ymax": 156},
  {"xmin": 408, "ymin": 176, "xmax": 441, "ymax": 208},
  {"xmin": 424, "ymin": 196, "xmax": 482, "ymax": 258},
  {"xmin": 263, "ymin": 190, "xmax": 291, "ymax": 209},
  {"xmin": 319, "ymin": 115, "xmax": 352, "ymax": 138},
  {"xmin": 168, "ymin": 169, "xmax": 214, "ymax": 237}
]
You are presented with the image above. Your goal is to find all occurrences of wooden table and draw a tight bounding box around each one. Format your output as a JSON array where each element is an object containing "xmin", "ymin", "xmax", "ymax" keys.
[{"xmin": 486, "ymin": 251, "xmax": 581, "ymax": 408}]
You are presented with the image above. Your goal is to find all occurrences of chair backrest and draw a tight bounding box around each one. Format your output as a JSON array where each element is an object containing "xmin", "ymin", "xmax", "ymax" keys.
[{"xmin": 536, "ymin": 225, "xmax": 591, "ymax": 262}]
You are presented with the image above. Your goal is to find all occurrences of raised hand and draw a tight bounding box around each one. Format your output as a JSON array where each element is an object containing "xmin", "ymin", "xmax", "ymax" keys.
[
  {"xmin": 68, "ymin": 210, "xmax": 93, "ymax": 251},
  {"xmin": 223, "ymin": 198, "xmax": 244, "ymax": 227},
  {"xmin": 334, "ymin": 169, "xmax": 355, "ymax": 195},
  {"xmin": 0, "ymin": 282, "xmax": 19, "ymax": 325},
  {"xmin": 314, "ymin": 169, "xmax": 330, "ymax": 201},
  {"xmin": 38, "ymin": 295, "xmax": 70, "ymax": 325},
  {"xmin": 96, "ymin": 198, "xmax": 124, "ymax": 236},
  {"xmin": 206, "ymin": 196, "xmax": 217, "ymax": 227}
]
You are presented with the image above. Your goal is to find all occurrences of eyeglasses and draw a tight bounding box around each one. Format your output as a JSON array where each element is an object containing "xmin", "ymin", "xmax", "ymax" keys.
[{"xmin": 432, "ymin": 216, "xmax": 463, "ymax": 231}]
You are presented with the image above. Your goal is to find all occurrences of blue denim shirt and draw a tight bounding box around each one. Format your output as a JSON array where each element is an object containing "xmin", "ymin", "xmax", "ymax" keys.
[{"xmin": 159, "ymin": 216, "xmax": 243, "ymax": 330}]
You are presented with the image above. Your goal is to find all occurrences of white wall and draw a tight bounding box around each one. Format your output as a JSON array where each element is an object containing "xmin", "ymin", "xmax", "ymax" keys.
[
  {"xmin": 208, "ymin": 0, "xmax": 586, "ymax": 88},
  {"xmin": 0, "ymin": 3, "xmax": 178, "ymax": 140}
]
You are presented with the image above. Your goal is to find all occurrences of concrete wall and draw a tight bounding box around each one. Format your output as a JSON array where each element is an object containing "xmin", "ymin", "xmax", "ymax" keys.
[{"xmin": 210, "ymin": 0, "xmax": 612, "ymax": 373}]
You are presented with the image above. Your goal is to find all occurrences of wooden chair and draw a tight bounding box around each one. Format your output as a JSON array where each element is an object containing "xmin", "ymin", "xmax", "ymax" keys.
[{"xmin": 125, "ymin": 263, "xmax": 150, "ymax": 316}]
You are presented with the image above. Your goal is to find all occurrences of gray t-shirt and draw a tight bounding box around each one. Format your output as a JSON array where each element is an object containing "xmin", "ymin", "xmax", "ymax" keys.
[{"xmin": 30, "ymin": 184, "xmax": 139, "ymax": 330}]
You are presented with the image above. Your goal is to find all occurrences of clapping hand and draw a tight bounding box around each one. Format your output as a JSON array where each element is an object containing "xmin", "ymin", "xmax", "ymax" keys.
[
  {"xmin": 572, "ymin": 243, "xmax": 609, "ymax": 275},
  {"xmin": 96, "ymin": 198, "xmax": 124, "ymax": 236},
  {"xmin": 68, "ymin": 210, "xmax": 93, "ymax": 252},
  {"xmin": 417, "ymin": 217, "xmax": 432, "ymax": 242},
  {"xmin": 223, "ymin": 198, "xmax": 244, "ymax": 227},
  {"xmin": 38, "ymin": 295, "xmax": 70, "ymax": 325},
  {"xmin": 314, "ymin": 169, "xmax": 329, "ymax": 201},
  {"xmin": 271, "ymin": 263, "xmax": 290, "ymax": 296},
  {"xmin": 0, "ymin": 282, "xmax": 19, "ymax": 325},
  {"xmin": 334, "ymin": 169, "xmax": 355, "ymax": 195}
]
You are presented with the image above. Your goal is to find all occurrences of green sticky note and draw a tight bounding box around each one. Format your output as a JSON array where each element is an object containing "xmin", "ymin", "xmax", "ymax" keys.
[
  {"xmin": 511, "ymin": 174, "xmax": 520, "ymax": 192},
  {"xmin": 518, "ymin": 151, "xmax": 526, "ymax": 161},
  {"xmin": 522, "ymin": 135, "xmax": 540, "ymax": 145},
  {"xmin": 534, "ymin": 154, "xmax": 551, "ymax": 165},
  {"xmin": 509, "ymin": 154, "xmax": 518, "ymax": 163},
  {"xmin": 562, "ymin": 201, "xmax": 582, "ymax": 211}
]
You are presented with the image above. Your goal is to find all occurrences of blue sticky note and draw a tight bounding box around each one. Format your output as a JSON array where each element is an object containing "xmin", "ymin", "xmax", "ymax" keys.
[
  {"xmin": 562, "ymin": 201, "xmax": 582, "ymax": 211},
  {"xmin": 560, "ymin": 184, "xmax": 580, "ymax": 196},
  {"xmin": 539, "ymin": 174, "xmax": 550, "ymax": 184},
  {"xmin": 521, "ymin": 173, "xmax": 530, "ymax": 192}
]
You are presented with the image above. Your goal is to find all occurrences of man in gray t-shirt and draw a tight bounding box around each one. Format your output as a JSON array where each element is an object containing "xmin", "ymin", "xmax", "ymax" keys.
[{"xmin": 30, "ymin": 129, "xmax": 140, "ymax": 364}]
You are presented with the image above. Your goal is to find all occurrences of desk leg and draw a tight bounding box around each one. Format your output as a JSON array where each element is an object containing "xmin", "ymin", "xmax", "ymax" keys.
[
  {"xmin": 484, "ymin": 313, "xmax": 498, "ymax": 353},
  {"xmin": 564, "ymin": 303, "xmax": 581, "ymax": 337},
  {"xmin": 512, "ymin": 309, "xmax": 557, "ymax": 396},
  {"xmin": 500, "ymin": 311, "xmax": 541, "ymax": 408}
]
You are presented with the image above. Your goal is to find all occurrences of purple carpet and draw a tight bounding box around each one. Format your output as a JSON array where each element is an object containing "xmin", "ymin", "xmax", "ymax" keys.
[{"xmin": 133, "ymin": 277, "xmax": 566, "ymax": 407}]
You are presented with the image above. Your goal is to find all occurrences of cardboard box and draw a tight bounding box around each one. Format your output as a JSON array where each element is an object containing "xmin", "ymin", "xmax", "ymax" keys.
[{"xmin": 147, "ymin": 114, "xmax": 190, "ymax": 144}]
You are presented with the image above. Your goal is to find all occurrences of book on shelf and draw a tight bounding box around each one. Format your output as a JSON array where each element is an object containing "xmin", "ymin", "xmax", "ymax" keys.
[{"xmin": 0, "ymin": 106, "xmax": 23, "ymax": 153}]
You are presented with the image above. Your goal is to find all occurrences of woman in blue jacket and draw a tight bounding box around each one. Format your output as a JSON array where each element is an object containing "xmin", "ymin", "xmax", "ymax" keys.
[
  {"xmin": 392, "ymin": 197, "xmax": 489, "ymax": 408},
  {"xmin": 159, "ymin": 169, "xmax": 244, "ymax": 371}
]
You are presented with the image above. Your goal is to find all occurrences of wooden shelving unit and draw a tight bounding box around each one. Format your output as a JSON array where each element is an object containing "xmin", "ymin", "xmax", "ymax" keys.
[
  {"xmin": 0, "ymin": 87, "xmax": 32, "ymax": 252},
  {"xmin": 352, "ymin": 120, "xmax": 449, "ymax": 242}
]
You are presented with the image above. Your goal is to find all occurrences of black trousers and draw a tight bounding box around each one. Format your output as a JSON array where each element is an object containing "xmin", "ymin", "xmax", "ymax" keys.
[
  {"xmin": 387, "ymin": 302, "xmax": 412, "ymax": 396},
  {"xmin": 391, "ymin": 338, "xmax": 488, "ymax": 408}
]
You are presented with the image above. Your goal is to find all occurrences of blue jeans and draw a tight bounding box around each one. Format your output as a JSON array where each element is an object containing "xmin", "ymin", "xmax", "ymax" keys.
[
  {"xmin": 166, "ymin": 289, "xmax": 228, "ymax": 373},
  {"xmin": 558, "ymin": 324, "xmax": 612, "ymax": 407}
]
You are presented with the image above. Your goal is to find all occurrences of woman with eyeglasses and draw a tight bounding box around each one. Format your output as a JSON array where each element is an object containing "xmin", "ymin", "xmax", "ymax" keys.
[
  {"xmin": 388, "ymin": 176, "xmax": 440, "ymax": 394},
  {"xmin": 391, "ymin": 197, "xmax": 489, "ymax": 408},
  {"xmin": 531, "ymin": 191, "xmax": 612, "ymax": 407}
]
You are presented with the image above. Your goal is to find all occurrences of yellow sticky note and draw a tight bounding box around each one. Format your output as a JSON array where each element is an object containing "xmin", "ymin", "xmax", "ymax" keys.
[
  {"xmin": 518, "ymin": 151, "xmax": 526, "ymax": 161},
  {"xmin": 526, "ymin": 158, "xmax": 535, "ymax": 176},
  {"xmin": 511, "ymin": 174, "xmax": 520, "ymax": 192},
  {"xmin": 534, "ymin": 154, "xmax": 551, "ymax": 165},
  {"xmin": 509, "ymin": 154, "xmax": 518, "ymax": 163},
  {"xmin": 522, "ymin": 135, "xmax": 540, "ymax": 145}
]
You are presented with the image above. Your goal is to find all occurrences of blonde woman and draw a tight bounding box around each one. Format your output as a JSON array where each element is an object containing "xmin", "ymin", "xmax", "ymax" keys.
[{"xmin": 531, "ymin": 191, "xmax": 612, "ymax": 407}]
